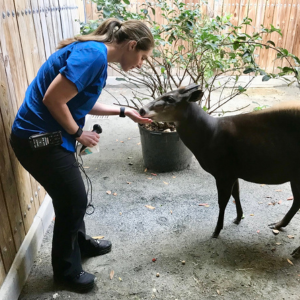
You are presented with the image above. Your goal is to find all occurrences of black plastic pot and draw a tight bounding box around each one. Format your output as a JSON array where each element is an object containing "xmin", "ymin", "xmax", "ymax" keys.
[{"xmin": 139, "ymin": 125, "xmax": 193, "ymax": 172}]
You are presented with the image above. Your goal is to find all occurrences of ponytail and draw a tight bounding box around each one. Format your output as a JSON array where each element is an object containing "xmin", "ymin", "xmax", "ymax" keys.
[{"xmin": 57, "ymin": 18, "xmax": 154, "ymax": 51}]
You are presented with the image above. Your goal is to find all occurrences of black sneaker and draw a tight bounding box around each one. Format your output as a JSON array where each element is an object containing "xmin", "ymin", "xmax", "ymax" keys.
[
  {"xmin": 54, "ymin": 271, "xmax": 96, "ymax": 292},
  {"xmin": 81, "ymin": 239, "xmax": 112, "ymax": 258}
]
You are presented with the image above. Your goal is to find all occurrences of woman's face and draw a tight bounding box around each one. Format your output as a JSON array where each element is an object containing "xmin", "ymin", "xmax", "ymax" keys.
[{"xmin": 120, "ymin": 41, "xmax": 152, "ymax": 72}]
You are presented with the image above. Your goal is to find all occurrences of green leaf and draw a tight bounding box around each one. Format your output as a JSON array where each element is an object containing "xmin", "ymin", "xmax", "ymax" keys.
[
  {"xmin": 267, "ymin": 40, "xmax": 275, "ymax": 47},
  {"xmin": 292, "ymin": 55, "xmax": 300, "ymax": 65},
  {"xmin": 233, "ymin": 42, "xmax": 240, "ymax": 50},
  {"xmin": 243, "ymin": 67, "xmax": 255, "ymax": 74},
  {"xmin": 237, "ymin": 86, "xmax": 246, "ymax": 93},
  {"xmin": 281, "ymin": 49, "xmax": 289, "ymax": 56},
  {"xmin": 282, "ymin": 67, "xmax": 295, "ymax": 73},
  {"xmin": 123, "ymin": 0, "xmax": 130, "ymax": 4},
  {"xmin": 262, "ymin": 75, "xmax": 271, "ymax": 81},
  {"xmin": 103, "ymin": 7, "xmax": 111, "ymax": 17},
  {"xmin": 259, "ymin": 69, "xmax": 266, "ymax": 75}
]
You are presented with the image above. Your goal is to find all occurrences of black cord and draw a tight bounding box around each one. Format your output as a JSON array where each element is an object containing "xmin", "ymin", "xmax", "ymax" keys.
[{"xmin": 74, "ymin": 143, "xmax": 95, "ymax": 215}]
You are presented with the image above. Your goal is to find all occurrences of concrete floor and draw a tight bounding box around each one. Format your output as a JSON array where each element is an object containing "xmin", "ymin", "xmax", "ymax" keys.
[{"xmin": 19, "ymin": 85, "xmax": 300, "ymax": 300}]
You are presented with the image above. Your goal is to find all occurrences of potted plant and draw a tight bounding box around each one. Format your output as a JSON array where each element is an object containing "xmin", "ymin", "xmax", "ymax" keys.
[{"xmin": 80, "ymin": 0, "xmax": 300, "ymax": 172}]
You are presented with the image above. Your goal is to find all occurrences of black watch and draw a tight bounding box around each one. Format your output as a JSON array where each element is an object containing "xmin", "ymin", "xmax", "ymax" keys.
[
  {"xmin": 119, "ymin": 106, "xmax": 126, "ymax": 118},
  {"xmin": 72, "ymin": 127, "xmax": 83, "ymax": 138}
]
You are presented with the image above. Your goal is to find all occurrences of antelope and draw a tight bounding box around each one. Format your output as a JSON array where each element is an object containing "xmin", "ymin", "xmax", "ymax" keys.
[{"xmin": 139, "ymin": 83, "xmax": 300, "ymax": 257}]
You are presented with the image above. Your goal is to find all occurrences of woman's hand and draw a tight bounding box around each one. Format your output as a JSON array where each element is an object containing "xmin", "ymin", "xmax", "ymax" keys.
[
  {"xmin": 76, "ymin": 131, "xmax": 100, "ymax": 147},
  {"xmin": 125, "ymin": 109, "xmax": 152, "ymax": 124}
]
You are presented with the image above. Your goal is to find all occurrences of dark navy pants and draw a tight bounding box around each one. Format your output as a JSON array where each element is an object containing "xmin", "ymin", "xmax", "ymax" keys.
[{"xmin": 10, "ymin": 132, "xmax": 95, "ymax": 278}]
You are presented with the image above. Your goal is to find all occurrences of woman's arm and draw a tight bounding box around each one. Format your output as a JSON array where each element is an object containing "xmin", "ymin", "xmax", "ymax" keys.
[
  {"xmin": 43, "ymin": 74, "xmax": 79, "ymax": 134},
  {"xmin": 90, "ymin": 102, "xmax": 152, "ymax": 124},
  {"xmin": 89, "ymin": 102, "xmax": 124, "ymax": 116},
  {"xmin": 43, "ymin": 74, "xmax": 100, "ymax": 147}
]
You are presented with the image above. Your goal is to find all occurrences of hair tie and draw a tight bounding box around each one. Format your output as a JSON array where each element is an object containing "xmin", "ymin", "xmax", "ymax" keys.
[{"xmin": 114, "ymin": 23, "xmax": 122, "ymax": 33}]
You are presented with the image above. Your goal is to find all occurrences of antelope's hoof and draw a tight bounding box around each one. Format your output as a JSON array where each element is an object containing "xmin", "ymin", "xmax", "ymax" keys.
[
  {"xmin": 212, "ymin": 231, "xmax": 220, "ymax": 238},
  {"xmin": 268, "ymin": 222, "xmax": 281, "ymax": 230},
  {"xmin": 233, "ymin": 218, "xmax": 241, "ymax": 225},
  {"xmin": 291, "ymin": 246, "xmax": 300, "ymax": 258}
]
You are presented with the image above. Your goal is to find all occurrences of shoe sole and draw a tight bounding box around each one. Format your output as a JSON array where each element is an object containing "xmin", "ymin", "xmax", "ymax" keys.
[
  {"xmin": 97, "ymin": 244, "xmax": 112, "ymax": 255},
  {"xmin": 82, "ymin": 244, "xmax": 112, "ymax": 258},
  {"xmin": 54, "ymin": 277, "xmax": 96, "ymax": 293}
]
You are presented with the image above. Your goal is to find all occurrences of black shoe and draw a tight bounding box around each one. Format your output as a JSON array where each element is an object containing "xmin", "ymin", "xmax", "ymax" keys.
[
  {"xmin": 81, "ymin": 239, "xmax": 112, "ymax": 258},
  {"xmin": 54, "ymin": 271, "xmax": 96, "ymax": 292}
]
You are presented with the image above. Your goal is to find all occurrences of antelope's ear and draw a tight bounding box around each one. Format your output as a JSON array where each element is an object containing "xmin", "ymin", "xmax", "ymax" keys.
[
  {"xmin": 179, "ymin": 83, "xmax": 200, "ymax": 94},
  {"xmin": 187, "ymin": 90, "xmax": 204, "ymax": 102}
]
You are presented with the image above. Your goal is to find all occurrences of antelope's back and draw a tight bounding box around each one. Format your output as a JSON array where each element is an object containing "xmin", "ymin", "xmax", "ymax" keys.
[{"xmin": 214, "ymin": 101, "xmax": 300, "ymax": 183}]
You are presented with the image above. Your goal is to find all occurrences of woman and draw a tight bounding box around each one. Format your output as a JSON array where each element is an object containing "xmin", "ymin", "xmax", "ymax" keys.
[{"xmin": 10, "ymin": 18, "xmax": 154, "ymax": 292}]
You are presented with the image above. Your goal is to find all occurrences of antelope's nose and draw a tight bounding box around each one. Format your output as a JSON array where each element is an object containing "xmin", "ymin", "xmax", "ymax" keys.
[{"xmin": 139, "ymin": 108, "xmax": 146, "ymax": 117}]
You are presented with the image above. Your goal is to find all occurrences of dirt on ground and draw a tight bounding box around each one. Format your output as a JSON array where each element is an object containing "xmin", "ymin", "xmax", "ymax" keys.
[{"xmin": 19, "ymin": 86, "xmax": 300, "ymax": 300}]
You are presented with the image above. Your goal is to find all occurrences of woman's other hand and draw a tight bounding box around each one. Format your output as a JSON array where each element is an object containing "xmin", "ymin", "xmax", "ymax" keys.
[
  {"xmin": 76, "ymin": 131, "xmax": 100, "ymax": 147},
  {"xmin": 125, "ymin": 109, "xmax": 152, "ymax": 124}
]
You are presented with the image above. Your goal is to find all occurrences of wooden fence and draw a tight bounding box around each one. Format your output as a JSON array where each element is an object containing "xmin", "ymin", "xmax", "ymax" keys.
[
  {"xmin": 0, "ymin": 0, "xmax": 83, "ymax": 288},
  {"xmin": 0, "ymin": 0, "xmax": 300, "ymax": 291},
  {"xmin": 86, "ymin": 0, "xmax": 300, "ymax": 75}
]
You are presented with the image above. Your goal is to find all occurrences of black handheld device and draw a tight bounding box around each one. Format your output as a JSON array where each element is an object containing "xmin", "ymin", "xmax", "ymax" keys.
[
  {"xmin": 80, "ymin": 124, "xmax": 102, "ymax": 153},
  {"xmin": 29, "ymin": 131, "xmax": 63, "ymax": 150}
]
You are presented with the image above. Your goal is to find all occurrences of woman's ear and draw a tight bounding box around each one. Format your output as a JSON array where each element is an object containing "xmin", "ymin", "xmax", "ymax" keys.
[{"xmin": 128, "ymin": 40, "xmax": 137, "ymax": 51}]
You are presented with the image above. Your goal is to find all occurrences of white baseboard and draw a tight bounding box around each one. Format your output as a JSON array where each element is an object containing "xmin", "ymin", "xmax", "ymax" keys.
[{"xmin": 0, "ymin": 194, "xmax": 54, "ymax": 300}]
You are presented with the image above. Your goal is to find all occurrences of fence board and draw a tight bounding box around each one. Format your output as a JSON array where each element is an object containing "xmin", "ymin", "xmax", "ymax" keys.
[
  {"xmin": 246, "ymin": 0, "xmax": 259, "ymax": 34},
  {"xmin": 207, "ymin": 0, "xmax": 215, "ymax": 17},
  {"xmin": 85, "ymin": 0, "xmax": 93, "ymax": 21},
  {"xmin": 14, "ymin": 0, "xmax": 43, "ymax": 212},
  {"xmin": 230, "ymin": 0, "xmax": 240, "ymax": 26},
  {"xmin": 238, "ymin": 0, "xmax": 250, "ymax": 32},
  {"xmin": 52, "ymin": 0, "xmax": 63, "ymax": 43},
  {"xmin": 59, "ymin": 0, "xmax": 70, "ymax": 39},
  {"xmin": 264, "ymin": 0, "xmax": 282, "ymax": 72},
  {"xmin": 253, "ymin": 0, "xmax": 267, "ymax": 66},
  {"xmin": 215, "ymin": 0, "xmax": 224, "ymax": 16},
  {"xmin": 0, "ymin": 254, "xmax": 6, "ymax": 287},
  {"xmin": 65, "ymin": 0, "xmax": 73, "ymax": 36},
  {"xmin": 281, "ymin": 0, "xmax": 299, "ymax": 68},
  {"xmin": 47, "ymin": 0, "xmax": 61, "ymax": 47},
  {"xmin": 0, "ymin": 0, "xmax": 37, "ymax": 233},
  {"xmin": 13, "ymin": 0, "xmax": 42, "ymax": 214},
  {"xmin": 0, "ymin": 0, "xmax": 28, "ymax": 105},
  {"xmin": 43, "ymin": 0, "xmax": 56, "ymax": 53},
  {"xmin": 273, "ymin": 0, "xmax": 293, "ymax": 70},
  {"xmin": 37, "ymin": 0, "xmax": 51, "ymax": 58},
  {"xmin": 70, "ymin": 0, "xmax": 80, "ymax": 36},
  {"xmin": 37, "ymin": 184, "xmax": 46, "ymax": 205},
  {"xmin": 0, "ymin": 45, "xmax": 26, "ymax": 251},
  {"xmin": 75, "ymin": 0, "xmax": 85, "ymax": 22},
  {"xmin": 0, "ymin": 181, "xmax": 16, "ymax": 273},
  {"xmin": 30, "ymin": 0, "xmax": 47, "ymax": 65},
  {"xmin": 258, "ymin": 0, "xmax": 276, "ymax": 71},
  {"xmin": 290, "ymin": 3, "xmax": 300, "ymax": 63},
  {"xmin": 14, "ymin": 0, "xmax": 40, "ymax": 82}
]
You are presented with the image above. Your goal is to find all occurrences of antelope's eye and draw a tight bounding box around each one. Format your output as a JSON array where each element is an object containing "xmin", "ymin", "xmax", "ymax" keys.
[{"xmin": 167, "ymin": 97, "xmax": 176, "ymax": 103}]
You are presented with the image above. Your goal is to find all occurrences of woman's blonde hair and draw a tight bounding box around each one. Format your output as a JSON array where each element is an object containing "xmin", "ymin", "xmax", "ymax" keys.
[{"xmin": 57, "ymin": 18, "xmax": 154, "ymax": 51}]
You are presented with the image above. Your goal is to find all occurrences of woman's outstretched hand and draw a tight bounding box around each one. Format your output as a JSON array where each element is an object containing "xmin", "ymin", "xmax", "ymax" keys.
[{"xmin": 125, "ymin": 109, "xmax": 152, "ymax": 124}]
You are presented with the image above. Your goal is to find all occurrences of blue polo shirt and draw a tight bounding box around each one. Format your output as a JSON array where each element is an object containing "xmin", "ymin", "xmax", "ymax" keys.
[{"xmin": 12, "ymin": 41, "xmax": 108, "ymax": 152}]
